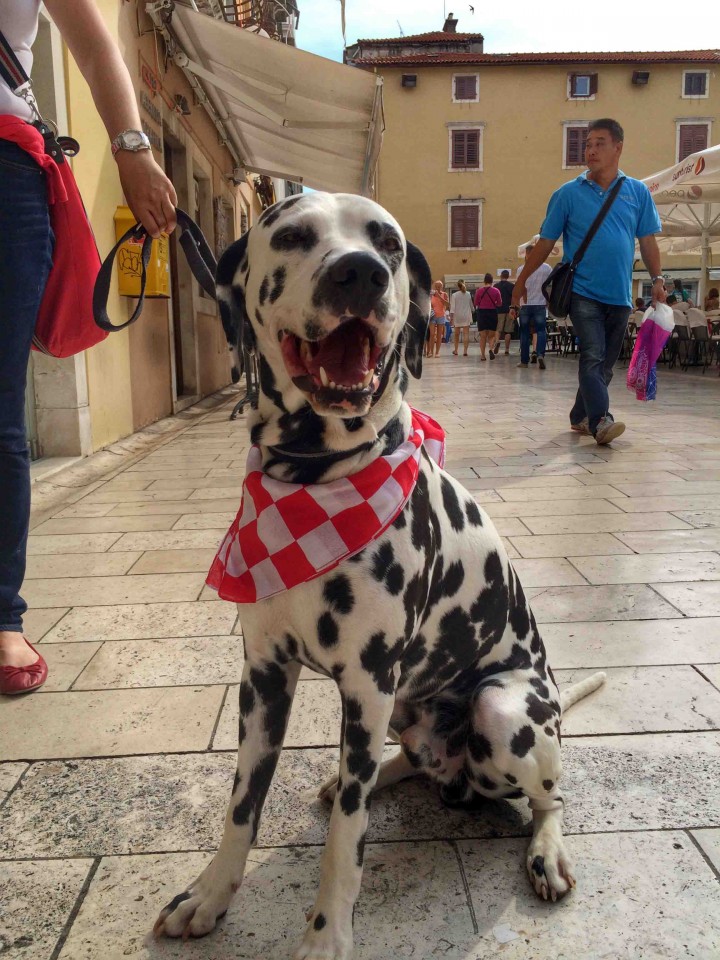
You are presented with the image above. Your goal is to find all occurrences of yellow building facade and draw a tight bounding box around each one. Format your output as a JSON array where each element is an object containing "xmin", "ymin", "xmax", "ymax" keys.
[
  {"xmin": 350, "ymin": 33, "xmax": 718, "ymax": 300},
  {"xmin": 27, "ymin": 2, "xmax": 269, "ymax": 461}
]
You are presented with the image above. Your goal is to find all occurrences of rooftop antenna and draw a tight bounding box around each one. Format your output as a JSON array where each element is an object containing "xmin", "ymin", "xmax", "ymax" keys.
[{"xmin": 397, "ymin": 19, "xmax": 404, "ymax": 35}]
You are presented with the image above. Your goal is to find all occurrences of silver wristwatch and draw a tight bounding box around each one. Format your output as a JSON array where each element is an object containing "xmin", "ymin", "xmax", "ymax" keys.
[{"xmin": 111, "ymin": 129, "xmax": 151, "ymax": 156}]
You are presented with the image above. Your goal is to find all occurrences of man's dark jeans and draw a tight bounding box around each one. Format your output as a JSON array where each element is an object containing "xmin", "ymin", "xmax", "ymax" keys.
[
  {"xmin": 519, "ymin": 305, "xmax": 547, "ymax": 364},
  {"xmin": 0, "ymin": 139, "xmax": 53, "ymax": 632},
  {"xmin": 568, "ymin": 293, "xmax": 631, "ymax": 435}
]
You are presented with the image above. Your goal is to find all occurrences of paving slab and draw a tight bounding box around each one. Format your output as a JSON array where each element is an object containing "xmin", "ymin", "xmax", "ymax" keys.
[
  {"xmin": 0, "ymin": 686, "xmax": 225, "ymax": 760},
  {"xmin": 508, "ymin": 533, "xmax": 631, "ymax": 558},
  {"xmin": 2, "ymin": 733, "xmax": 719, "ymax": 858},
  {"xmin": 57, "ymin": 843, "xmax": 472, "ymax": 960},
  {"xmin": 0, "ymin": 761, "xmax": 27, "ymax": 806},
  {"xmin": 21, "ymin": 573, "xmax": 205, "ymax": 608},
  {"xmin": 24, "ymin": 551, "xmax": 141, "ymax": 579},
  {"xmin": 691, "ymin": 828, "xmax": 720, "ymax": 874},
  {"xmin": 43, "ymin": 600, "xmax": 237, "ymax": 643},
  {"xmin": 652, "ymin": 580, "xmax": 720, "ymax": 617},
  {"xmin": 35, "ymin": 642, "xmax": 101, "ymax": 692},
  {"xmin": 570, "ymin": 551, "xmax": 720, "ymax": 585},
  {"xmin": 529, "ymin": 584, "xmax": 683, "ymax": 622},
  {"xmin": 0, "ymin": 859, "xmax": 92, "ymax": 959},
  {"xmin": 26, "ymin": 532, "xmax": 122, "ymax": 554}
]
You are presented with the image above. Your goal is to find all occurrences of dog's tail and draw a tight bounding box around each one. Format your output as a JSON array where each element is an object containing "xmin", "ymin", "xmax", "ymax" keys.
[{"xmin": 560, "ymin": 671, "xmax": 606, "ymax": 713}]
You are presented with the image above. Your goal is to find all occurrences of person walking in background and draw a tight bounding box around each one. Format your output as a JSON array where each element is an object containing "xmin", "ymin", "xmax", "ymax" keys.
[
  {"xmin": 512, "ymin": 118, "xmax": 664, "ymax": 445},
  {"xmin": 672, "ymin": 278, "xmax": 690, "ymax": 303},
  {"xmin": 511, "ymin": 245, "xmax": 551, "ymax": 370},
  {"xmin": 474, "ymin": 273, "xmax": 501, "ymax": 361},
  {"xmin": 0, "ymin": 0, "xmax": 177, "ymax": 695},
  {"xmin": 705, "ymin": 287, "xmax": 720, "ymax": 312},
  {"xmin": 429, "ymin": 280, "xmax": 449, "ymax": 358},
  {"xmin": 449, "ymin": 279, "xmax": 474, "ymax": 356},
  {"xmin": 493, "ymin": 269, "xmax": 515, "ymax": 356}
]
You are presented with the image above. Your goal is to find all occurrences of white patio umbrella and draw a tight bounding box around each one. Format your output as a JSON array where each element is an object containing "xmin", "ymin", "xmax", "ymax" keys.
[{"xmin": 642, "ymin": 146, "xmax": 720, "ymax": 302}]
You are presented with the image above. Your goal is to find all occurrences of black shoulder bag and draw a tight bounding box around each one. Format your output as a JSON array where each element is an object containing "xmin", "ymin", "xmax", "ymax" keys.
[{"xmin": 541, "ymin": 176, "xmax": 625, "ymax": 318}]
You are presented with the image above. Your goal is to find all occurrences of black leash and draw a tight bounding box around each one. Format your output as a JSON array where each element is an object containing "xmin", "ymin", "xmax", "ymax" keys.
[{"xmin": 93, "ymin": 208, "xmax": 217, "ymax": 332}]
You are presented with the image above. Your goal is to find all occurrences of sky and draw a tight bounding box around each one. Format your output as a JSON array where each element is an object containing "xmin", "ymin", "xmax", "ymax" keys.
[{"xmin": 294, "ymin": 0, "xmax": 707, "ymax": 62}]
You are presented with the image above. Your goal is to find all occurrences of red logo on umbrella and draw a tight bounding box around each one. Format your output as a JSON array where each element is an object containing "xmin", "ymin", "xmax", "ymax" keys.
[{"xmin": 695, "ymin": 157, "xmax": 706, "ymax": 176}]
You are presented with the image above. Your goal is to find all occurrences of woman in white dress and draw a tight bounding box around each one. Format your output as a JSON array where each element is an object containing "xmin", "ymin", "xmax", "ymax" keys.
[{"xmin": 449, "ymin": 280, "xmax": 474, "ymax": 356}]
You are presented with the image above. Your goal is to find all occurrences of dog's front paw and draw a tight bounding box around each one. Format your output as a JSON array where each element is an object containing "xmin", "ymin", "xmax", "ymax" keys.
[
  {"xmin": 526, "ymin": 839, "xmax": 576, "ymax": 902},
  {"xmin": 318, "ymin": 774, "xmax": 339, "ymax": 804},
  {"xmin": 294, "ymin": 913, "xmax": 353, "ymax": 960},
  {"xmin": 152, "ymin": 862, "xmax": 239, "ymax": 939}
]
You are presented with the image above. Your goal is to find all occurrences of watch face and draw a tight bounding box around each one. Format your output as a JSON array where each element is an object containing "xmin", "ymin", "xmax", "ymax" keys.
[{"xmin": 123, "ymin": 131, "xmax": 146, "ymax": 150}]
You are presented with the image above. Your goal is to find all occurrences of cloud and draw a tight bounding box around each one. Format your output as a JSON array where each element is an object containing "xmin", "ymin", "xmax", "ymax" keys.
[{"xmin": 295, "ymin": 0, "xmax": 700, "ymax": 59}]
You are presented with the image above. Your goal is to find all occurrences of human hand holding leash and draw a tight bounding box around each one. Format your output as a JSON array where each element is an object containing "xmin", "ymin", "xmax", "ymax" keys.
[{"xmin": 115, "ymin": 150, "xmax": 177, "ymax": 238}]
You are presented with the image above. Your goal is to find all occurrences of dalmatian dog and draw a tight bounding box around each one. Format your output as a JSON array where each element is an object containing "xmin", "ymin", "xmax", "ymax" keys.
[{"xmin": 153, "ymin": 192, "xmax": 605, "ymax": 958}]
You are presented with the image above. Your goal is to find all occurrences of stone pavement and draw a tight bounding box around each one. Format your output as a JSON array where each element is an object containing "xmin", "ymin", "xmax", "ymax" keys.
[{"xmin": 2, "ymin": 351, "xmax": 720, "ymax": 960}]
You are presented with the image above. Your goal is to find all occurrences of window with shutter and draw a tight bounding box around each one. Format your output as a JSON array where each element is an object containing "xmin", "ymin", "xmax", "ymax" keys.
[
  {"xmin": 569, "ymin": 73, "xmax": 597, "ymax": 97},
  {"xmin": 451, "ymin": 129, "xmax": 481, "ymax": 169},
  {"xmin": 565, "ymin": 126, "xmax": 587, "ymax": 166},
  {"xmin": 453, "ymin": 75, "xmax": 478, "ymax": 101},
  {"xmin": 450, "ymin": 205, "xmax": 480, "ymax": 248},
  {"xmin": 683, "ymin": 72, "xmax": 708, "ymax": 97},
  {"xmin": 677, "ymin": 123, "xmax": 709, "ymax": 161}
]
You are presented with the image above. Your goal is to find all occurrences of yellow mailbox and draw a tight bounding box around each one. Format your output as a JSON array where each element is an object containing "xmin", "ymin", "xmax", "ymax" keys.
[{"xmin": 114, "ymin": 206, "xmax": 170, "ymax": 298}]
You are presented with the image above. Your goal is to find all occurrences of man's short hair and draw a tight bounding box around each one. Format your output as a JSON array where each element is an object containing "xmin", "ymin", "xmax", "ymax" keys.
[
  {"xmin": 501, "ymin": 270, "xmax": 510, "ymax": 278},
  {"xmin": 588, "ymin": 118, "xmax": 624, "ymax": 143}
]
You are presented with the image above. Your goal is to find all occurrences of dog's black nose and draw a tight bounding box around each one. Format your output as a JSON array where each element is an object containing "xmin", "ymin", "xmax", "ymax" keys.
[{"xmin": 316, "ymin": 252, "xmax": 390, "ymax": 317}]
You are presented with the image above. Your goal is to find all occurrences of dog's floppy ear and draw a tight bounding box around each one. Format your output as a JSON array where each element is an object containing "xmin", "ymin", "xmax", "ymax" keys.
[
  {"xmin": 216, "ymin": 231, "xmax": 257, "ymax": 368},
  {"xmin": 403, "ymin": 240, "xmax": 432, "ymax": 379}
]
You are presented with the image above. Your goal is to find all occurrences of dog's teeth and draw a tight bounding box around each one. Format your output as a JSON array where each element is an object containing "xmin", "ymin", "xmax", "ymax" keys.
[
  {"xmin": 319, "ymin": 366, "xmax": 329, "ymax": 387},
  {"xmin": 329, "ymin": 380, "xmax": 337, "ymax": 389},
  {"xmin": 362, "ymin": 338, "xmax": 370, "ymax": 366},
  {"xmin": 362, "ymin": 370, "xmax": 373, "ymax": 387}
]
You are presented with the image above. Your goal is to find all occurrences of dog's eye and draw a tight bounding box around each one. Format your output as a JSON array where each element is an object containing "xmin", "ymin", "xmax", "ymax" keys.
[{"xmin": 382, "ymin": 236, "xmax": 402, "ymax": 253}]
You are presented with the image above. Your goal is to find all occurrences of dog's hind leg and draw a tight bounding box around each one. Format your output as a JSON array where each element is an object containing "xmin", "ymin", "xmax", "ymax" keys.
[
  {"xmin": 298, "ymin": 680, "xmax": 398, "ymax": 960},
  {"xmin": 153, "ymin": 656, "xmax": 301, "ymax": 940}
]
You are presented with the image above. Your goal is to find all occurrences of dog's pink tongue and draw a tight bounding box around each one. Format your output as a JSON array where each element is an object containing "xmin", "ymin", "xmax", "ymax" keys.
[{"xmin": 310, "ymin": 322, "xmax": 369, "ymax": 385}]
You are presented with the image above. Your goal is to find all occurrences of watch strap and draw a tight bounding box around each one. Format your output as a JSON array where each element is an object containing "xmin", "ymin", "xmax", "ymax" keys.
[{"xmin": 111, "ymin": 129, "xmax": 151, "ymax": 155}]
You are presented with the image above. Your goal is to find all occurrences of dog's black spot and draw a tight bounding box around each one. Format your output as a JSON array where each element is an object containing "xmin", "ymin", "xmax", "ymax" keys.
[
  {"xmin": 239, "ymin": 681, "xmax": 255, "ymax": 716},
  {"xmin": 505, "ymin": 773, "xmax": 518, "ymax": 784},
  {"xmin": 511, "ymin": 725, "xmax": 536, "ymax": 758},
  {"xmin": 468, "ymin": 731, "xmax": 493, "ymax": 763},
  {"xmin": 508, "ymin": 567, "xmax": 531, "ymax": 640},
  {"xmin": 284, "ymin": 634, "xmax": 298, "ymax": 659},
  {"xmin": 344, "ymin": 710, "xmax": 376, "ymax": 783},
  {"xmin": 371, "ymin": 542, "xmax": 394, "ymax": 582},
  {"xmin": 258, "ymin": 275, "xmax": 270, "ymax": 305},
  {"xmin": 340, "ymin": 780, "xmax": 362, "ymax": 815},
  {"xmin": 393, "ymin": 507, "xmax": 408, "ymax": 529},
  {"xmin": 381, "ymin": 416, "xmax": 405, "ymax": 457},
  {"xmin": 385, "ymin": 562, "xmax": 405, "ymax": 596},
  {"xmin": 543, "ymin": 779, "xmax": 554, "ymax": 791},
  {"xmin": 529, "ymin": 677, "xmax": 550, "ymax": 699},
  {"xmin": 270, "ymin": 223, "xmax": 319, "ymax": 253},
  {"xmin": 164, "ymin": 891, "xmax": 192, "ymax": 912},
  {"xmin": 304, "ymin": 320, "xmax": 323, "ymax": 341},
  {"xmin": 332, "ymin": 662, "xmax": 345, "ymax": 681},
  {"xmin": 531, "ymin": 855, "xmax": 546, "ymax": 877},
  {"xmin": 317, "ymin": 612, "xmax": 340, "ymax": 648},
  {"xmin": 313, "ymin": 913, "xmax": 327, "ymax": 931},
  {"xmin": 544, "ymin": 725, "xmax": 554, "ymax": 737},
  {"xmin": 398, "ymin": 367, "xmax": 409, "ymax": 396},
  {"xmin": 232, "ymin": 752, "xmax": 277, "ymax": 838},
  {"xmin": 269, "ymin": 266, "xmax": 286, "ymax": 303},
  {"xmin": 323, "ymin": 574, "xmax": 355, "ymax": 615},
  {"xmin": 366, "ymin": 220, "xmax": 404, "ymax": 273},
  {"xmin": 258, "ymin": 355, "xmax": 287, "ymax": 413},
  {"xmin": 254, "ymin": 308, "xmax": 264, "ymax": 326},
  {"xmin": 465, "ymin": 500, "xmax": 483, "ymax": 526},
  {"xmin": 360, "ymin": 631, "xmax": 403, "ymax": 695},
  {"xmin": 470, "ymin": 551, "xmax": 509, "ymax": 656},
  {"xmin": 238, "ymin": 718, "xmax": 246, "ymax": 742},
  {"xmin": 526, "ymin": 693, "xmax": 556, "ymax": 726},
  {"xmin": 476, "ymin": 773, "xmax": 498, "ymax": 792},
  {"xmin": 440, "ymin": 476, "xmax": 465, "ymax": 532},
  {"xmin": 344, "ymin": 417, "xmax": 364, "ymax": 432},
  {"xmin": 258, "ymin": 195, "xmax": 304, "ymax": 228},
  {"xmin": 346, "ymin": 697, "xmax": 363, "ymax": 723},
  {"xmin": 442, "ymin": 559, "xmax": 465, "ymax": 598},
  {"xmin": 232, "ymin": 771, "xmax": 242, "ymax": 793}
]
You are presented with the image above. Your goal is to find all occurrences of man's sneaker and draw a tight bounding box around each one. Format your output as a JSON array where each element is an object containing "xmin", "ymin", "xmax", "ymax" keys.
[
  {"xmin": 594, "ymin": 417, "xmax": 626, "ymax": 445},
  {"xmin": 531, "ymin": 352, "xmax": 538, "ymax": 364},
  {"xmin": 538, "ymin": 357, "xmax": 546, "ymax": 370},
  {"xmin": 517, "ymin": 362, "xmax": 528, "ymax": 368},
  {"xmin": 570, "ymin": 418, "xmax": 591, "ymax": 436},
  {"xmin": 489, "ymin": 348, "xmax": 495, "ymax": 360}
]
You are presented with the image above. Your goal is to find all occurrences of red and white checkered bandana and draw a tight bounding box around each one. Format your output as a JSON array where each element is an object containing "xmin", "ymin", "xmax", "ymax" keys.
[{"xmin": 206, "ymin": 407, "xmax": 445, "ymax": 604}]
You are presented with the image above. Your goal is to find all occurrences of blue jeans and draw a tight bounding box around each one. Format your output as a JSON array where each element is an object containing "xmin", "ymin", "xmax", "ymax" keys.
[
  {"xmin": 519, "ymin": 305, "xmax": 546, "ymax": 364},
  {"xmin": 568, "ymin": 293, "xmax": 631, "ymax": 434},
  {"xmin": 0, "ymin": 139, "xmax": 53, "ymax": 632}
]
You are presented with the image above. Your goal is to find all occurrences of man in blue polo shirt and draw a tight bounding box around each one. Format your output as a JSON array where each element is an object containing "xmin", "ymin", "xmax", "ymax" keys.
[{"xmin": 511, "ymin": 118, "xmax": 665, "ymax": 445}]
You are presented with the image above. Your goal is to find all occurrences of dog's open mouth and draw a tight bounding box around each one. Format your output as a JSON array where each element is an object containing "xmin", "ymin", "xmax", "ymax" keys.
[{"xmin": 280, "ymin": 318, "xmax": 386, "ymax": 402}]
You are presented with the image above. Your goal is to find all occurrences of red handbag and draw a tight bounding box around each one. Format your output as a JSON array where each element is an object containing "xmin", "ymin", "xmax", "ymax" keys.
[{"xmin": 0, "ymin": 31, "xmax": 105, "ymax": 358}]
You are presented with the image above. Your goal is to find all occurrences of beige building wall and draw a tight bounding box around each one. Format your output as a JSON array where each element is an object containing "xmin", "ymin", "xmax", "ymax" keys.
[
  {"xmin": 49, "ymin": 0, "xmax": 261, "ymax": 454},
  {"xmin": 372, "ymin": 61, "xmax": 718, "ymax": 284}
]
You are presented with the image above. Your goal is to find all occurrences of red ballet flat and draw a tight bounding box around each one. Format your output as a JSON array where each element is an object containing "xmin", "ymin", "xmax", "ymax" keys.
[{"xmin": 0, "ymin": 638, "xmax": 48, "ymax": 695}]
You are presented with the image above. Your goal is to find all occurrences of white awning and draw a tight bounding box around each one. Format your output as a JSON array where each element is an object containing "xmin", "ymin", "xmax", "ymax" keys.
[{"xmin": 156, "ymin": 3, "xmax": 383, "ymax": 195}]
